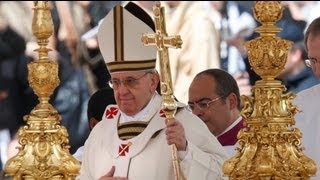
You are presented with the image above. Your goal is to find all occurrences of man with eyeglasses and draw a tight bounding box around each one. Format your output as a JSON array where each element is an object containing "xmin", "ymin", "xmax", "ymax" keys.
[
  {"xmin": 188, "ymin": 69, "xmax": 244, "ymax": 156},
  {"xmin": 76, "ymin": 2, "xmax": 228, "ymax": 180},
  {"xmin": 293, "ymin": 17, "xmax": 320, "ymax": 180}
]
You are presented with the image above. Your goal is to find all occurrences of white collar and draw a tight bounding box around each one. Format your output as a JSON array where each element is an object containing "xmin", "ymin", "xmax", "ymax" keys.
[
  {"xmin": 120, "ymin": 93, "xmax": 158, "ymax": 123},
  {"xmin": 217, "ymin": 116, "xmax": 242, "ymax": 137}
]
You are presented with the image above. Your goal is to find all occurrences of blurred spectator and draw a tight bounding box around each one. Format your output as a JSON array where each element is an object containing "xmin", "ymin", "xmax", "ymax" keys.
[
  {"xmin": 78, "ymin": 1, "xmax": 121, "ymax": 91},
  {"xmin": 164, "ymin": 1, "xmax": 220, "ymax": 104},
  {"xmin": 49, "ymin": 2, "xmax": 91, "ymax": 154},
  {"xmin": 233, "ymin": 71, "xmax": 252, "ymax": 96},
  {"xmin": 275, "ymin": 3, "xmax": 313, "ymax": 93},
  {"xmin": 0, "ymin": 22, "xmax": 37, "ymax": 168},
  {"xmin": 284, "ymin": 1, "xmax": 320, "ymax": 29},
  {"xmin": 210, "ymin": 1, "xmax": 256, "ymax": 75},
  {"xmin": 0, "ymin": 2, "xmax": 34, "ymax": 43},
  {"xmin": 210, "ymin": 1, "xmax": 255, "ymax": 96},
  {"xmin": 277, "ymin": 4, "xmax": 307, "ymax": 44},
  {"xmin": 278, "ymin": 41, "xmax": 320, "ymax": 93},
  {"xmin": 0, "ymin": 1, "xmax": 58, "ymax": 62}
]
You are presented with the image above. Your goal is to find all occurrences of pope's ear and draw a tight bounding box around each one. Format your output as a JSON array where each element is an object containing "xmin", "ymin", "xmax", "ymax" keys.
[{"xmin": 151, "ymin": 71, "xmax": 160, "ymax": 92}]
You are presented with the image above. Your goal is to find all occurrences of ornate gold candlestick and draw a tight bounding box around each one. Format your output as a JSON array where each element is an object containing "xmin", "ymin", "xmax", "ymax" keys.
[
  {"xmin": 4, "ymin": 2, "xmax": 80, "ymax": 179},
  {"xmin": 223, "ymin": 1, "xmax": 317, "ymax": 179}
]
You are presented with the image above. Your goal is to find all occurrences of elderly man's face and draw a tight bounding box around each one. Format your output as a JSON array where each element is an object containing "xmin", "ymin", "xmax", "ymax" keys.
[{"xmin": 110, "ymin": 70, "xmax": 159, "ymax": 116}]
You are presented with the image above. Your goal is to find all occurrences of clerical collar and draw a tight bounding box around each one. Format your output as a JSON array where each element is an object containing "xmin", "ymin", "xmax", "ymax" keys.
[
  {"xmin": 217, "ymin": 116, "xmax": 242, "ymax": 138},
  {"xmin": 120, "ymin": 93, "xmax": 158, "ymax": 123}
]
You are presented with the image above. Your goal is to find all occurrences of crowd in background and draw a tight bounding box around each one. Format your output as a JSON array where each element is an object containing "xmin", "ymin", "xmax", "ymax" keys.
[{"xmin": 0, "ymin": 1, "xmax": 320, "ymax": 170}]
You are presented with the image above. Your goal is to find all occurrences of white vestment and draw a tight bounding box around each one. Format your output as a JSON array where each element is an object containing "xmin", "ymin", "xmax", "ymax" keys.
[
  {"xmin": 294, "ymin": 84, "xmax": 320, "ymax": 179},
  {"xmin": 76, "ymin": 94, "xmax": 228, "ymax": 179}
]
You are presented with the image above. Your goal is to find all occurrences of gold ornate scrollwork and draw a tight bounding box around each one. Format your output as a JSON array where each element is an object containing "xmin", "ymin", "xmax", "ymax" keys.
[{"xmin": 223, "ymin": 1, "xmax": 317, "ymax": 179}]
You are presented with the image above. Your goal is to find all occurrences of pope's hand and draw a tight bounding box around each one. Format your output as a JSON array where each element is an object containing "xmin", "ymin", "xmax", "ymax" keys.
[
  {"xmin": 98, "ymin": 166, "xmax": 128, "ymax": 180},
  {"xmin": 165, "ymin": 118, "xmax": 187, "ymax": 151}
]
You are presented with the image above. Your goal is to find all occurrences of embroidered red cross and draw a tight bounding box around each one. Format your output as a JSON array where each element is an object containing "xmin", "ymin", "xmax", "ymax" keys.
[
  {"xmin": 105, "ymin": 107, "xmax": 118, "ymax": 119},
  {"xmin": 118, "ymin": 143, "xmax": 131, "ymax": 157},
  {"xmin": 159, "ymin": 109, "xmax": 166, "ymax": 118}
]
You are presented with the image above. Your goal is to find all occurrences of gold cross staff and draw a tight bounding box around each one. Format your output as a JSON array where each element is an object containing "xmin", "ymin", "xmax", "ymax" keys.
[{"xmin": 141, "ymin": 2, "xmax": 183, "ymax": 180}]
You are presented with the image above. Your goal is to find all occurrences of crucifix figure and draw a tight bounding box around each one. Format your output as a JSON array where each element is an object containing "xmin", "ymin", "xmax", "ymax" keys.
[{"xmin": 141, "ymin": 1, "xmax": 184, "ymax": 180}]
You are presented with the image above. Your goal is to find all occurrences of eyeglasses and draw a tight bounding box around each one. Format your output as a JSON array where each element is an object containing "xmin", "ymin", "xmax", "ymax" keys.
[
  {"xmin": 108, "ymin": 72, "xmax": 150, "ymax": 89},
  {"xmin": 305, "ymin": 58, "xmax": 320, "ymax": 68},
  {"xmin": 187, "ymin": 96, "xmax": 222, "ymax": 111}
]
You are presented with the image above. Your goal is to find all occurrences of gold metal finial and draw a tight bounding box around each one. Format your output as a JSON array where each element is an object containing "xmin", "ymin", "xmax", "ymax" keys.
[
  {"xmin": 141, "ymin": 1, "xmax": 184, "ymax": 180},
  {"xmin": 5, "ymin": 1, "xmax": 80, "ymax": 179},
  {"xmin": 247, "ymin": 1, "xmax": 291, "ymax": 80},
  {"xmin": 222, "ymin": 1, "xmax": 317, "ymax": 179},
  {"xmin": 254, "ymin": 1, "xmax": 283, "ymax": 25}
]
